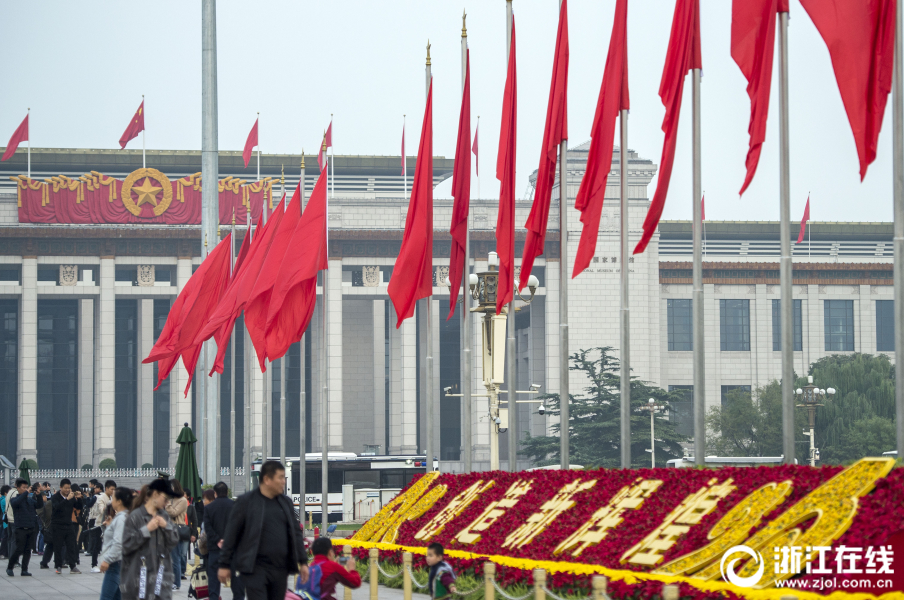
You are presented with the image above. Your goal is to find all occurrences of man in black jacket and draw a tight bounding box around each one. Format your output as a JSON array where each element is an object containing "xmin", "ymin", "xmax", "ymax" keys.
[
  {"xmin": 5, "ymin": 479, "xmax": 43, "ymax": 576},
  {"xmin": 204, "ymin": 482, "xmax": 243, "ymax": 600},
  {"xmin": 50, "ymin": 479, "xmax": 83, "ymax": 574},
  {"xmin": 219, "ymin": 461, "xmax": 308, "ymax": 600}
]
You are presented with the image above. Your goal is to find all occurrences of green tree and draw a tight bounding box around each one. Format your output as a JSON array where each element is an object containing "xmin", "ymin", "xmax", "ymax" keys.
[
  {"xmin": 520, "ymin": 347, "xmax": 688, "ymax": 468},
  {"xmin": 830, "ymin": 416, "xmax": 897, "ymax": 462}
]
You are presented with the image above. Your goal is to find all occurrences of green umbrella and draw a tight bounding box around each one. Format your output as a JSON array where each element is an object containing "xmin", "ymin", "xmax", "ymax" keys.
[
  {"xmin": 174, "ymin": 423, "xmax": 202, "ymax": 500},
  {"xmin": 18, "ymin": 459, "xmax": 30, "ymax": 485}
]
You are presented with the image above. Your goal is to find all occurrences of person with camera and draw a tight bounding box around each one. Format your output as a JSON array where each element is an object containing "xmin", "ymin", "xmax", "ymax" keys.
[
  {"xmin": 297, "ymin": 538, "xmax": 361, "ymax": 600},
  {"xmin": 51, "ymin": 478, "xmax": 84, "ymax": 574},
  {"xmin": 121, "ymin": 479, "xmax": 181, "ymax": 600},
  {"xmin": 5, "ymin": 478, "xmax": 44, "ymax": 577}
]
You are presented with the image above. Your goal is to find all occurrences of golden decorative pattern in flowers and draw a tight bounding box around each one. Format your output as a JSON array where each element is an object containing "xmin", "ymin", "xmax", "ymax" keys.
[
  {"xmin": 382, "ymin": 484, "xmax": 448, "ymax": 544},
  {"xmin": 415, "ymin": 480, "xmax": 495, "ymax": 541},
  {"xmin": 352, "ymin": 472, "xmax": 440, "ymax": 542},
  {"xmin": 621, "ymin": 478, "xmax": 736, "ymax": 566},
  {"xmin": 555, "ymin": 478, "xmax": 663, "ymax": 557},
  {"xmin": 121, "ymin": 168, "xmax": 173, "ymax": 217},
  {"xmin": 502, "ymin": 479, "xmax": 597, "ymax": 550},
  {"xmin": 455, "ymin": 480, "xmax": 533, "ymax": 545}
]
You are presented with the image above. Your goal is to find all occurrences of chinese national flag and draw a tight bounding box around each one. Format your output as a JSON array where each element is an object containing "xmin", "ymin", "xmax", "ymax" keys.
[
  {"xmin": 522, "ymin": 0, "xmax": 568, "ymax": 291},
  {"xmin": 797, "ymin": 196, "xmax": 810, "ymax": 244},
  {"xmin": 448, "ymin": 50, "xmax": 471, "ymax": 320},
  {"xmin": 388, "ymin": 79, "xmax": 434, "ymax": 328},
  {"xmin": 243, "ymin": 118, "xmax": 259, "ymax": 168},
  {"xmin": 495, "ymin": 17, "xmax": 517, "ymax": 315},
  {"xmin": 1, "ymin": 114, "xmax": 28, "ymax": 162},
  {"xmin": 119, "ymin": 100, "xmax": 145, "ymax": 150},
  {"xmin": 318, "ymin": 120, "xmax": 333, "ymax": 171}
]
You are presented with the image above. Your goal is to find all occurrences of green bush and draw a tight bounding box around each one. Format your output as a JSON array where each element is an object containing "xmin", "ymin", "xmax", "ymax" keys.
[
  {"xmin": 99, "ymin": 458, "xmax": 117, "ymax": 470},
  {"xmin": 81, "ymin": 463, "xmax": 93, "ymax": 470},
  {"xmin": 141, "ymin": 463, "xmax": 153, "ymax": 469}
]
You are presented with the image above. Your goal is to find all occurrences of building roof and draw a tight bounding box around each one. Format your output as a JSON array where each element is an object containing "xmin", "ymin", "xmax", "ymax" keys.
[{"xmin": 659, "ymin": 220, "xmax": 894, "ymax": 241}]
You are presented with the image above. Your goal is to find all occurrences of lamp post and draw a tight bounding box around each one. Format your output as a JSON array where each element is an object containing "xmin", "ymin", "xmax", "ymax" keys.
[
  {"xmin": 795, "ymin": 376, "xmax": 835, "ymax": 466},
  {"xmin": 443, "ymin": 252, "xmax": 540, "ymax": 471},
  {"xmin": 641, "ymin": 398, "xmax": 663, "ymax": 468}
]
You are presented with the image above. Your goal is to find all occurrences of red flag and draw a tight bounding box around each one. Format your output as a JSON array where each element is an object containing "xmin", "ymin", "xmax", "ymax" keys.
[
  {"xmin": 799, "ymin": 0, "xmax": 894, "ymax": 180},
  {"xmin": 701, "ymin": 194, "xmax": 706, "ymax": 221},
  {"xmin": 521, "ymin": 0, "xmax": 568, "ymax": 291},
  {"xmin": 732, "ymin": 0, "xmax": 788, "ymax": 196},
  {"xmin": 573, "ymin": 0, "xmax": 629, "ymax": 278},
  {"xmin": 243, "ymin": 118, "xmax": 259, "ymax": 168},
  {"xmin": 388, "ymin": 79, "xmax": 434, "ymax": 328},
  {"xmin": 635, "ymin": 0, "xmax": 701, "ymax": 254},
  {"xmin": 472, "ymin": 122, "xmax": 479, "ymax": 176},
  {"xmin": 206, "ymin": 228, "xmax": 253, "ymax": 376},
  {"xmin": 401, "ymin": 122, "xmax": 406, "ymax": 176},
  {"xmin": 1, "ymin": 114, "xmax": 28, "ymax": 162},
  {"xmin": 265, "ymin": 169, "xmax": 329, "ymax": 360},
  {"xmin": 448, "ymin": 51, "xmax": 472, "ymax": 320},
  {"xmin": 244, "ymin": 186, "xmax": 303, "ymax": 370},
  {"xmin": 318, "ymin": 120, "xmax": 333, "ymax": 171},
  {"xmin": 797, "ymin": 196, "xmax": 810, "ymax": 244},
  {"xmin": 119, "ymin": 100, "xmax": 145, "ymax": 150},
  {"xmin": 496, "ymin": 17, "xmax": 518, "ymax": 314}
]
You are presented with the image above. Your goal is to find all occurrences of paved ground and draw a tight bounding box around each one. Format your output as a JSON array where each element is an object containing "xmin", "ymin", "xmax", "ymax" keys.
[{"xmin": 0, "ymin": 555, "xmax": 427, "ymax": 600}]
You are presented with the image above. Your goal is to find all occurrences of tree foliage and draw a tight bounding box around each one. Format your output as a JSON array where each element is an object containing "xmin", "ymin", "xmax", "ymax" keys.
[{"xmin": 520, "ymin": 347, "xmax": 688, "ymax": 468}]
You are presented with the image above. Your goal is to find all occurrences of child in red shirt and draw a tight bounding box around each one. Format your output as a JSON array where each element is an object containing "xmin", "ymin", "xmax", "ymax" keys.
[
  {"xmin": 426, "ymin": 543, "xmax": 457, "ymax": 600},
  {"xmin": 298, "ymin": 538, "xmax": 362, "ymax": 600}
]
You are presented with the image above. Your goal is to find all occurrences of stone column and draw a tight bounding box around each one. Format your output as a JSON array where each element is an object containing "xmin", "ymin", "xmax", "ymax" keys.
[
  {"xmin": 430, "ymin": 298, "xmax": 441, "ymax": 457},
  {"xmin": 399, "ymin": 313, "xmax": 417, "ymax": 454},
  {"xmin": 170, "ymin": 258, "xmax": 193, "ymax": 467},
  {"xmin": 543, "ymin": 259, "xmax": 560, "ymax": 449},
  {"xmin": 327, "ymin": 259, "xmax": 343, "ymax": 451},
  {"xmin": 137, "ymin": 299, "xmax": 155, "ymax": 467},
  {"xmin": 78, "ymin": 299, "xmax": 95, "ymax": 468},
  {"xmin": 17, "ymin": 257, "xmax": 37, "ymax": 464},
  {"xmin": 389, "ymin": 307, "xmax": 403, "ymax": 453},
  {"xmin": 373, "ymin": 300, "xmax": 386, "ymax": 453},
  {"xmin": 94, "ymin": 257, "xmax": 116, "ymax": 465}
]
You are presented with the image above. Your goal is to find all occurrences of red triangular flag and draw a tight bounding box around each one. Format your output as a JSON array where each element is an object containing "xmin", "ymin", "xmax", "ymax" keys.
[
  {"xmin": 799, "ymin": 0, "xmax": 894, "ymax": 180},
  {"xmin": 265, "ymin": 169, "xmax": 329, "ymax": 361},
  {"xmin": 119, "ymin": 100, "xmax": 145, "ymax": 150},
  {"xmin": 495, "ymin": 17, "xmax": 518, "ymax": 314},
  {"xmin": 207, "ymin": 229, "xmax": 253, "ymax": 376},
  {"xmin": 1, "ymin": 114, "xmax": 29, "ymax": 162},
  {"xmin": 701, "ymin": 194, "xmax": 705, "ymax": 221},
  {"xmin": 448, "ymin": 51, "xmax": 472, "ymax": 320},
  {"xmin": 797, "ymin": 196, "xmax": 810, "ymax": 244},
  {"xmin": 472, "ymin": 122, "xmax": 479, "ymax": 177},
  {"xmin": 388, "ymin": 80, "xmax": 434, "ymax": 327},
  {"xmin": 635, "ymin": 0, "xmax": 701, "ymax": 254},
  {"xmin": 243, "ymin": 118, "xmax": 259, "ymax": 168},
  {"xmin": 573, "ymin": 0, "xmax": 629, "ymax": 278},
  {"xmin": 318, "ymin": 120, "xmax": 333, "ymax": 171},
  {"xmin": 521, "ymin": 0, "xmax": 568, "ymax": 292}
]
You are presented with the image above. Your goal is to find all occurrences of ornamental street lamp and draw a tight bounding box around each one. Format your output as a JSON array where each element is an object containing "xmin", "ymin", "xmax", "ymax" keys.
[
  {"xmin": 444, "ymin": 252, "xmax": 541, "ymax": 470},
  {"xmin": 795, "ymin": 376, "xmax": 835, "ymax": 466},
  {"xmin": 641, "ymin": 398, "xmax": 664, "ymax": 468}
]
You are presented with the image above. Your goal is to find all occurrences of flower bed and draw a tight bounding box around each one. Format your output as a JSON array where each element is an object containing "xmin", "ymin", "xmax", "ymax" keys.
[{"xmin": 341, "ymin": 458, "xmax": 903, "ymax": 599}]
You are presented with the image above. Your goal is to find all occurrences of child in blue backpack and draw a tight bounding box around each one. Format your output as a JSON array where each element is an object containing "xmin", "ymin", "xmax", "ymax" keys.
[
  {"xmin": 426, "ymin": 543, "xmax": 457, "ymax": 600},
  {"xmin": 297, "ymin": 538, "xmax": 362, "ymax": 600}
]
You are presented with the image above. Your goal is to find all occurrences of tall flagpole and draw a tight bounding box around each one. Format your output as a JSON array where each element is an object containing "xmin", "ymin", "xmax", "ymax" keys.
[
  {"xmin": 321, "ymin": 146, "xmax": 330, "ymax": 525},
  {"xmin": 556, "ymin": 0, "xmax": 570, "ymax": 471},
  {"xmin": 142, "ymin": 95, "xmax": 146, "ymax": 169},
  {"xmin": 27, "ymin": 108, "xmax": 30, "ymax": 179},
  {"xmin": 257, "ymin": 112, "xmax": 261, "ymax": 182},
  {"xmin": 778, "ymin": 10, "xmax": 795, "ymax": 464},
  {"xmin": 262, "ymin": 198, "xmax": 270, "ymax": 463},
  {"xmin": 506, "ymin": 20, "xmax": 519, "ymax": 472},
  {"xmin": 692, "ymin": 66, "xmax": 705, "ymax": 466},
  {"xmin": 892, "ymin": 0, "xmax": 904, "ymax": 461},
  {"xmin": 230, "ymin": 212, "xmax": 236, "ymax": 494},
  {"xmin": 280, "ymin": 166, "xmax": 287, "ymax": 472},
  {"xmin": 619, "ymin": 111, "xmax": 631, "ymax": 468},
  {"xmin": 403, "ymin": 116, "xmax": 407, "ymax": 200},
  {"xmin": 461, "ymin": 11, "xmax": 473, "ymax": 474},
  {"xmin": 425, "ymin": 42, "xmax": 436, "ymax": 472},
  {"xmin": 245, "ymin": 207, "xmax": 253, "ymax": 491},
  {"xmin": 299, "ymin": 153, "xmax": 307, "ymax": 519}
]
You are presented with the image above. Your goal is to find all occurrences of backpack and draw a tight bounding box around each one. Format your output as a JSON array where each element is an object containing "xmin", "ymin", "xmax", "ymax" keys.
[{"xmin": 296, "ymin": 561, "xmax": 324, "ymax": 600}]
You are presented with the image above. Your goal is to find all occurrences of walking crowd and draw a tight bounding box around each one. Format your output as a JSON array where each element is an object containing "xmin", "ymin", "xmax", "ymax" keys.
[{"xmin": 0, "ymin": 461, "xmax": 362, "ymax": 600}]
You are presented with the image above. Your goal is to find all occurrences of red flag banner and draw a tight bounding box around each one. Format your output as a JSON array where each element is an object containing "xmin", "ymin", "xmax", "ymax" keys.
[
  {"xmin": 388, "ymin": 80, "xmax": 434, "ymax": 328},
  {"xmin": 732, "ymin": 0, "xmax": 788, "ymax": 196},
  {"xmin": 635, "ymin": 0, "xmax": 701, "ymax": 254},
  {"xmin": 797, "ymin": 196, "xmax": 810, "ymax": 244},
  {"xmin": 448, "ymin": 51, "xmax": 472, "ymax": 320},
  {"xmin": 701, "ymin": 194, "xmax": 706, "ymax": 221},
  {"xmin": 119, "ymin": 100, "xmax": 145, "ymax": 150},
  {"xmin": 573, "ymin": 0, "xmax": 629, "ymax": 278},
  {"xmin": 318, "ymin": 120, "xmax": 333, "ymax": 172},
  {"xmin": 1, "ymin": 114, "xmax": 29, "ymax": 162},
  {"xmin": 521, "ymin": 0, "xmax": 568, "ymax": 291},
  {"xmin": 207, "ymin": 229, "xmax": 253, "ymax": 376},
  {"xmin": 496, "ymin": 18, "xmax": 518, "ymax": 314},
  {"xmin": 472, "ymin": 122, "xmax": 479, "ymax": 176},
  {"xmin": 799, "ymin": 0, "xmax": 894, "ymax": 180},
  {"xmin": 265, "ymin": 169, "xmax": 329, "ymax": 361},
  {"xmin": 243, "ymin": 118, "xmax": 259, "ymax": 168}
]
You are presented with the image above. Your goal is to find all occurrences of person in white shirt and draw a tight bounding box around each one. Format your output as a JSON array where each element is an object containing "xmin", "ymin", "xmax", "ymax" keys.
[{"xmin": 89, "ymin": 481, "xmax": 116, "ymax": 573}]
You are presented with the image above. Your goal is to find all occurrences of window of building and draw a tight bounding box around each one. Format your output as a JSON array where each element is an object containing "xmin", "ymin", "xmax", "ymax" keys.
[
  {"xmin": 0, "ymin": 300, "xmax": 18, "ymax": 462},
  {"xmin": 824, "ymin": 300, "xmax": 855, "ymax": 351},
  {"xmin": 115, "ymin": 299, "xmax": 138, "ymax": 468},
  {"xmin": 667, "ymin": 299, "xmax": 692, "ymax": 351},
  {"xmin": 720, "ymin": 299, "xmax": 750, "ymax": 351},
  {"xmin": 720, "ymin": 385, "xmax": 751, "ymax": 407},
  {"xmin": 37, "ymin": 300, "xmax": 78, "ymax": 469},
  {"xmin": 439, "ymin": 303, "xmax": 461, "ymax": 461},
  {"xmin": 772, "ymin": 299, "xmax": 802, "ymax": 351},
  {"xmin": 667, "ymin": 385, "xmax": 693, "ymax": 438},
  {"xmin": 876, "ymin": 300, "xmax": 894, "ymax": 352},
  {"xmin": 153, "ymin": 299, "xmax": 170, "ymax": 468}
]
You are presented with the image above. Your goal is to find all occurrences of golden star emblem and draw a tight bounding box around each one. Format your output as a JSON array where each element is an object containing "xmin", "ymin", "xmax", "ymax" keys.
[{"xmin": 133, "ymin": 177, "xmax": 162, "ymax": 207}]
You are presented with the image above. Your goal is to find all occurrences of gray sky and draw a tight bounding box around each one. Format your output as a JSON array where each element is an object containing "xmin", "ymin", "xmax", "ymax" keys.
[{"xmin": 1, "ymin": 1, "xmax": 895, "ymax": 223}]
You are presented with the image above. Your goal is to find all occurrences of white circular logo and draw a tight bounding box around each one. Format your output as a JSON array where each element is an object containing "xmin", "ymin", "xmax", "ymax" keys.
[{"xmin": 720, "ymin": 545, "xmax": 765, "ymax": 588}]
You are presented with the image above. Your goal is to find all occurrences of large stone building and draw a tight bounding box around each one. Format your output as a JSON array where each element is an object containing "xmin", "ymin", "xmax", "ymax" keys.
[{"xmin": 0, "ymin": 145, "xmax": 894, "ymax": 472}]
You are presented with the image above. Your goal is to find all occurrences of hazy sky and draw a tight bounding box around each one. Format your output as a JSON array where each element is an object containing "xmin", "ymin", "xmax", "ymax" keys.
[{"xmin": 1, "ymin": 1, "xmax": 896, "ymax": 223}]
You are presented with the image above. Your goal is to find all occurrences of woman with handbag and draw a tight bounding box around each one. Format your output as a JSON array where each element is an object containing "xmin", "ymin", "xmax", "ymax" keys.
[
  {"xmin": 120, "ymin": 480, "xmax": 180, "ymax": 600},
  {"xmin": 164, "ymin": 479, "xmax": 190, "ymax": 590},
  {"xmin": 98, "ymin": 487, "xmax": 133, "ymax": 600}
]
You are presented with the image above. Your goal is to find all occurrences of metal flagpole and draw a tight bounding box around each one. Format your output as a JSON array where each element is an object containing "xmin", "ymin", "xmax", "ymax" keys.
[
  {"xmin": 299, "ymin": 153, "xmax": 307, "ymax": 520},
  {"xmin": 778, "ymin": 10, "xmax": 795, "ymax": 465},
  {"xmin": 201, "ymin": 0, "xmax": 220, "ymax": 486},
  {"xmin": 893, "ymin": 0, "xmax": 904, "ymax": 461},
  {"xmin": 27, "ymin": 108, "xmax": 30, "ymax": 179},
  {"xmin": 199, "ymin": 238, "xmax": 208, "ymax": 480},
  {"xmin": 425, "ymin": 42, "xmax": 436, "ymax": 472},
  {"xmin": 321, "ymin": 148, "xmax": 330, "ymax": 526},
  {"xmin": 262, "ymin": 198, "xmax": 269, "ymax": 464},
  {"xmin": 280, "ymin": 166, "xmax": 287, "ymax": 471},
  {"xmin": 142, "ymin": 95, "xmax": 146, "ymax": 169},
  {"xmin": 461, "ymin": 12, "xmax": 473, "ymax": 474},
  {"xmin": 404, "ymin": 115, "xmax": 407, "ymax": 200},
  {"xmin": 692, "ymin": 66, "xmax": 705, "ymax": 466},
  {"xmin": 230, "ymin": 212, "xmax": 236, "ymax": 494},
  {"xmin": 556, "ymin": 0, "xmax": 570, "ymax": 470},
  {"xmin": 245, "ymin": 208, "xmax": 253, "ymax": 491},
  {"xmin": 506, "ymin": 25, "xmax": 519, "ymax": 472},
  {"xmin": 619, "ymin": 112, "xmax": 631, "ymax": 468},
  {"xmin": 257, "ymin": 112, "xmax": 261, "ymax": 182}
]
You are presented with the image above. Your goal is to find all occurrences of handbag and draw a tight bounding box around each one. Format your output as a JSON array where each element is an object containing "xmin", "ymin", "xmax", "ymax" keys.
[
  {"xmin": 188, "ymin": 564, "xmax": 209, "ymax": 599},
  {"xmin": 176, "ymin": 524, "xmax": 192, "ymax": 542},
  {"xmin": 198, "ymin": 531, "xmax": 208, "ymax": 555}
]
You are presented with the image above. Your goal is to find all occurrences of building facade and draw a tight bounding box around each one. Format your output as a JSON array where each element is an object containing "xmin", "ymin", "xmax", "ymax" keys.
[{"xmin": 0, "ymin": 145, "xmax": 894, "ymax": 472}]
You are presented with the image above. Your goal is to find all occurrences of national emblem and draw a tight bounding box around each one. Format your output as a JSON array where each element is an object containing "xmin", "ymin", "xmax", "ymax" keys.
[{"xmin": 121, "ymin": 168, "xmax": 173, "ymax": 217}]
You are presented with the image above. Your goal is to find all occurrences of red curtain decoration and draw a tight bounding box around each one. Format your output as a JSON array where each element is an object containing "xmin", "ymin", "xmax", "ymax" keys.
[{"xmin": 13, "ymin": 170, "xmax": 275, "ymax": 226}]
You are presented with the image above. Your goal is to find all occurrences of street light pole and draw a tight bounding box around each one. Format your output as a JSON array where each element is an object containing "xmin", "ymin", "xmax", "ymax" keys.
[
  {"xmin": 642, "ymin": 398, "xmax": 662, "ymax": 468},
  {"xmin": 795, "ymin": 376, "xmax": 835, "ymax": 466}
]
